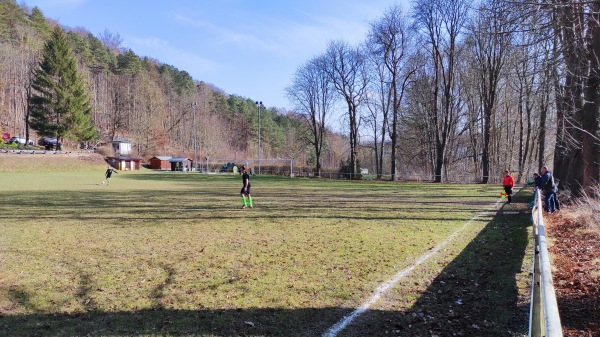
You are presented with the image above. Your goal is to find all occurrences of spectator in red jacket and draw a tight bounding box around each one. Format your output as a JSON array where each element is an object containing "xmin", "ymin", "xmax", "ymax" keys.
[{"xmin": 503, "ymin": 170, "xmax": 515, "ymax": 204}]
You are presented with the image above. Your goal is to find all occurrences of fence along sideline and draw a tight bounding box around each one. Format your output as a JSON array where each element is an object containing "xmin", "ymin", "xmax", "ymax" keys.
[{"xmin": 529, "ymin": 189, "xmax": 563, "ymax": 337}]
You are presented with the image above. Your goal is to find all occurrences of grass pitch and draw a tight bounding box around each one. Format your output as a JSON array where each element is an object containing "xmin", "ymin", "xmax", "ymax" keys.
[{"xmin": 0, "ymin": 166, "xmax": 532, "ymax": 336}]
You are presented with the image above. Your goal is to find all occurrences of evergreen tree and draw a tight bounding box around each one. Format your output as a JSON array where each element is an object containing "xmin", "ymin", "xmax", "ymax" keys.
[
  {"xmin": 0, "ymin": 0, "xmax": 27, "ymax": 44},
  {"xmin": 117, "ymin": 49, "xmax": 142, "ymax": 74},
  {"xmin": 87, "ymin": 33, "xmax": 116, "ymax": 72},
  {"xmin": 29, "ymin": 6, "xmax": 51, "ymax": 40},
  {"xmin": 29, "ymin": 26, "xmax": 97, "ymax": 143},
  {"xmin": 67, "ymin": 31, "xmax": 91, "ymax": 61}
]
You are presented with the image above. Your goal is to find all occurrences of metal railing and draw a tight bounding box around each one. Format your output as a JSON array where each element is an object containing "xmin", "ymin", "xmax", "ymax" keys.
[
  {"xmin": 289, "ymin": 171, "xmax": 504, "ymax": 183},
  {"xmin": 529, "ymin": 189, "xmax": 563, "ymax": 337},
  {"xmin": 194, "ymin": 168, "xmax": 507, "ymax": 184}
]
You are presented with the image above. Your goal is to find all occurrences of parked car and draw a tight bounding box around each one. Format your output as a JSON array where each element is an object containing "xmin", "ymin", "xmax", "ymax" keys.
[
  {"xmin": 38, "ymin": 137, "xmax": 58, "ymax": 146},
  {"xmin": 8, "ymin": 136, "xmax": 34, "ymax": 145},
  {"xmin": 38, "ymin": 137, "xmax": 58, "ymax": 149}
]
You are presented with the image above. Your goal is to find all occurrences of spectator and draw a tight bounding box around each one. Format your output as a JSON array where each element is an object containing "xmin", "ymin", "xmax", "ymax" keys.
[
  {"xmin": 532, "ymin": 172, "xmax": 542, "ymax": 189},
  {"xmin": 539, "ymin": 166, "xmax": 558, "ymax": 213},
  {"xmin": 503, "ymin": 170, "xmax": 515, "ymax": 204},
  {"xmin": 528, "ymin": 172, "xmax": 543, "ymax": 209}
]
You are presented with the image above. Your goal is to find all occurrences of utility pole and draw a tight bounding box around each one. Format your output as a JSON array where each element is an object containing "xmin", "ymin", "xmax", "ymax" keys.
[
  {"xmin": 192, "ymin": 102, "xmax": 197, "ymax": 170},
  {"xmin": 255, "ymin": 101, "xmax": 264, "ymax": 174}
]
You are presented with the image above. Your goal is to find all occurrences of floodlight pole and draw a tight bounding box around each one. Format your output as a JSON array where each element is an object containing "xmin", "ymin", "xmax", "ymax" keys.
[
  {"xmin": 192, "ymin": 102, "xmax": 197, "ymax": 170},
  {"xmin": 255, "ymin": 101, "xmax": 264, "ymax": 174}
]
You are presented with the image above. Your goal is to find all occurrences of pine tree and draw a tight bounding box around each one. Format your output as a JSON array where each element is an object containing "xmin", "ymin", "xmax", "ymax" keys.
[
  {"xmin": 29, "ymin": 26, "xmax": 98, "ymax": 143},
  {"xmin": 29, "ymin": 7, "xmax": 51, "ymax": 41},
  {"xmin": 0, "ymin": 0, "xmax": 27, "ymax": 44}
]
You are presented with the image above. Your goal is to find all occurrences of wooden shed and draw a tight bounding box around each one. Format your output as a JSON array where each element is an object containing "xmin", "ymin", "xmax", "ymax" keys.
[
  {"xmin": 149, "ymin": 156, "xmax": 172, "ymax": 170},
  {"xmin": 107, "ymin": 156, "xmax": 143, "ymax": 171},
  {"xmin": 169, "ymin": 157, "xmax": 192, "ymax": 171}
]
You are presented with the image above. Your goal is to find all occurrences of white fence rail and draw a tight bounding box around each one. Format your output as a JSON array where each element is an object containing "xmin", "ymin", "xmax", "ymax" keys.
[
  {"xmin": 529, "ymin": 189, "xmax": 563, "ymax": 337},
  {"xmin": 0, "ymin": 149, "xmax": 94, "ymax": 157}
]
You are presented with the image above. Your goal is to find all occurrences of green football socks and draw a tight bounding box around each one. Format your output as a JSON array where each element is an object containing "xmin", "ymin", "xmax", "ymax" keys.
[
  {"xmin": 242, "ymin": 196, "xmax": 247, "ymax": 206},
  {"xmin": 248, "ymin": 197, "xmax": 253, "ymax": 208}
]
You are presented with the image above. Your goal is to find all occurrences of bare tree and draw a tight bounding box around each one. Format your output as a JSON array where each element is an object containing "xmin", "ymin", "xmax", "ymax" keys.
[
  {"xmin": 550, "ymin": 1, "xmax": 600, "ymax": 195},
  {"xmin": 469, "ymin": 0, "xmax": 514, "ymax": 183},
  {"xmin": 510, "ymin": 25, "xmax": 554, "ymax": 182},
  {"xmin": 507, "ymin": 1, "xmax": 600, "ymax": 194},
  {"xmin": 98, "ymin": 28, "xmax": 122, "ymax": 54},
  {"xmin": 362, "ymin": 59, "xmax": 388, "ymax": 178},
  {"xmin": 285, "ymin": 55, "xmax": 334, "ymax": 176},
  {"xmin": 402, "ymin": 60, "xmax": 438, "ymax": 178},
  {"xmin": 413, "ymin": 0, "xmax": 470, "ymax": 182},
  {"xmin": 536, "ymin": 42, "xmax": 554, "ymax": 172},
  {"xmin": 457, "ymin": 47, "xmax": 483, "ymax": 179},
  {"xmin": 366, "ymin": 5, "xmax": 415, "ymax": 180},
  {"xmin": 323, "ymin": 40, "xmax": 369, "ymax": 178}
]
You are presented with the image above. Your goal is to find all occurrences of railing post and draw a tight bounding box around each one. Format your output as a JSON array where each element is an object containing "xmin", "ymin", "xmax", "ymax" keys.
[
  {"xmin": 529, "ymin": 189, "xmax": 563, "ymax": 337},
  {"xmin": 530, "ymin": 222, "xmax": 543, "ymax": 337}
]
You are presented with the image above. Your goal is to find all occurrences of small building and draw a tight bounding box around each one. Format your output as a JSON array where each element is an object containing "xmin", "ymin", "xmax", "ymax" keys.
[
  {"xmin": 169, "ymin": 157, "xmax": 192, "ymax": 171},
  {"xmin": 149, "ymin": 156, "xmax": 172, "ymax": 170},
  {"xmin": 107, "ymin": 155, "xmax": 143, "ymax": 171},
  {"xmin": 110, "ymin": 137, "xmax": 132, "ymax": 155}
]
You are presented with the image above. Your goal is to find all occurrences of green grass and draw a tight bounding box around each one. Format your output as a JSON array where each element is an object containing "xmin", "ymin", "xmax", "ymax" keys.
[{"xmin": 0, "ymin": 169, "xmax": 532, "ymax": 336}]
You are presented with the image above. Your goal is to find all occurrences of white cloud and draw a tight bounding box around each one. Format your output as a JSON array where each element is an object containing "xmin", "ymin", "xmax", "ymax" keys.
[
  {"xmin": 252, "ymin": 13, "xmax": 372, "ymax": 60},
  {"xmin": 173, "ymin": 14, "xmax": 264, "ymax": 48},
  {"xmin": 129, "ymin": 36, "xmax": 221, "ymax": 76},
  {"xmin": 172, "ymin": 11, "xmax": 366, "ymax": 60}
]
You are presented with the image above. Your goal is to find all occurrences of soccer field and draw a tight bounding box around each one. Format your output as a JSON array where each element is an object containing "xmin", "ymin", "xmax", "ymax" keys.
[{"xmin": 0, "ymin": 170, "xmax": 532, "ymax": 336}]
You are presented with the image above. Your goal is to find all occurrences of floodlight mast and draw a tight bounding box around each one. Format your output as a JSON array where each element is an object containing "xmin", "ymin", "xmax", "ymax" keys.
[
  {"xmin": 192, "ymin": 102, "xmax": 197, "ymax": 169},
  {"xmin": 255, "ymin": 101, "xmax": 264, "ymax": 174}
]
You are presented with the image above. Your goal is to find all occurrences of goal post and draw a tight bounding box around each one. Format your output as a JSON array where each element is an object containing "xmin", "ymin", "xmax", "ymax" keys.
[{"xmin": 202, "ymin": 157, "xmax": 294, "ymax": 176}]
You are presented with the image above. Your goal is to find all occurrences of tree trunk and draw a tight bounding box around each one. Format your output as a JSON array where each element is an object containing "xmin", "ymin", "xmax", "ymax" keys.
[
  {"xmin": 482, "ymin": 106, "xmax": 492, "ymax": 183},
  {"xmin": 390, "ymin": 85, "xmax": 398, "ymax": 181},
  {"xmin": 582, "ymin": 75, "xmax": 600, "ymax": 193}
]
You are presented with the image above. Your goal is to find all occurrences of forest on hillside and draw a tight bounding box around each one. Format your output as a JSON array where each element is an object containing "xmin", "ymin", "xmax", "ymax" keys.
[
  {"xmin": 0, "ymin": 0, "xmax": 598, "ymax": 194},
  {"xmin": 0, "ymin": 0, "xmax": 339, "ymax": 173}
]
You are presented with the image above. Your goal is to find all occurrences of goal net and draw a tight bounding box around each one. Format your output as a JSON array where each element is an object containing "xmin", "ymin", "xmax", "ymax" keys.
[{"xmin": 201, "ymin": 158, "xmax": 294, "ymax": 176}]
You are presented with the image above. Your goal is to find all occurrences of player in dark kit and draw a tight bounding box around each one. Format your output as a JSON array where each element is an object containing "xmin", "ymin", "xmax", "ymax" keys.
[
  {"xmin": 240, "ymin": 165, "xmax": 253, "ymax": 209},
  {"xmin": 104, "ymin": 167, "xmax": 118, "ymax": 185}
]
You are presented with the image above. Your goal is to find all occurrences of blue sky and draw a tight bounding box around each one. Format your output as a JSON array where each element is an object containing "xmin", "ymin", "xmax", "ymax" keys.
[{"xmin": 24, "ymin": 0, "xmax": 407, "ymax": 110}]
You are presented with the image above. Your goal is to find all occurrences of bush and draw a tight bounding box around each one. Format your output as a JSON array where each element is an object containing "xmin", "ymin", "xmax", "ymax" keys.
[
  {"xmin": 3, "ymin": 142, "xmax": 18, "ymax": 150},
  {"xmin": 338, "ymin": 158, "xmax": 362, "ymax": 179},
  {"xmin": 95, "ymin": 145, "xmax": 114, "ymax": 157},
  {"xmin": 569, "ymin": 184, "xmax": 600, "ymax": 232}
]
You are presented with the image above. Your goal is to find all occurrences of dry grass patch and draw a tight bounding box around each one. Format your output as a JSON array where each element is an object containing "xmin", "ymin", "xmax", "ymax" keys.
[
  {"xmin": 568, "ymin": 185, "xmax": 600, "ymax": 232},
  {"xmin": 0, "ymin": 154, "xmax": 106, "ymax": 173}
]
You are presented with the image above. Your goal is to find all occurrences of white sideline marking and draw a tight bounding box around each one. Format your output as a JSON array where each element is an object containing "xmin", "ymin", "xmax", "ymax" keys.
[{"xmin": 322, "ymin": 200, "xmax": 501, "ymax": 337}]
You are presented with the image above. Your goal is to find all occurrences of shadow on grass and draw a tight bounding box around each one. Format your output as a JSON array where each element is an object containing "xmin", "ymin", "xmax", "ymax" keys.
[
  {"xmin": 1, "ymin": 307, "xmax": 350, "ymax": 337},
  {"xmin": 0, "ymin": 186, "xmax": 499, "ymax": 225},
  {"xmin": 340, "ymin": 189, "xmax": 533, "ymax": 336},
  {"xmin": 0, "ymin": 186, "xmax": 533, "ymax": 336}
]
